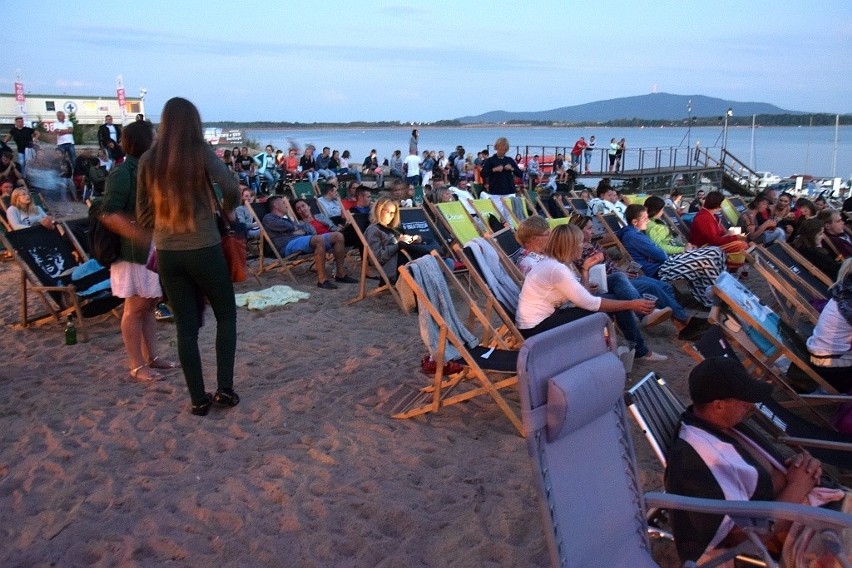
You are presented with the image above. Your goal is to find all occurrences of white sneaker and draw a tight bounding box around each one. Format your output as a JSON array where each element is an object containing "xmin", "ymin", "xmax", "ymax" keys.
[
  {"xmin": 638, "ymin": 351, "xmax": 668, "ymax": 362},
  {"xmin": 641, "ymin": 307, "xmax": 672, "ymax": 329}
]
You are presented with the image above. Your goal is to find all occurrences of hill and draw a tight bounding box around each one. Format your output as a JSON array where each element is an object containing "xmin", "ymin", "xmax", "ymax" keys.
[{"xmin": 455, "ymin": 93, "xmax": 806, "ymax": 124}]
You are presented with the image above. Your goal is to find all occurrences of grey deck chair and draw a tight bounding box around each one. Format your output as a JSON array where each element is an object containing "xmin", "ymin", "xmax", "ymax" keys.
[{"xmin": 517, "ymin": 313, "xmax": 852, "ymax": 568}]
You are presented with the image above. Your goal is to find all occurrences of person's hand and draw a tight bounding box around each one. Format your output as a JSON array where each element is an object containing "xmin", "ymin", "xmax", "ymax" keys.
[
  {"xmin": 685, "ymin": 242, "xmax": 696, "ymax": 251},
  {"xmin": 41, "ymin": 216, "xmax": 55, "ymax": 230},
  {"xmin": 784, "ymin": 453, "xmax": 821, "ymax": 498},
  {"xmin": 583, "ymin": 252, "xmax": 605, "ymax": 270},
  {"xmin": 586, "ymin": 282, "xmax": 600, "ymax": 294},
  {"xmin": 631, "ymin": 298, "xmax": 656, "ymax": 315}
]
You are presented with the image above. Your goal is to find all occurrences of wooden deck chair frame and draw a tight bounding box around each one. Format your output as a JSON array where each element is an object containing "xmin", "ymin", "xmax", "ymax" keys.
[
  {"xmin": 711, "ymin": 273, "xmax": 845, "ymax": 400},
  {"xmin": 746, "ymin": 246, "xmax": 823, "ymax": 326},
  {"xmin": 399, "ymin": 206, "xmax": 462, "ymax": 265},
  {"xmin": 341, "ymin": 207, "xmax": 405, "ymax": 311},
  {"xmin": 1, "ymin": 226, "xmax": 123, "ymax": 341},
  {"xmin": 429, "ymin": 200, "xmax": 485, "ymax": 247},
  {"xmin": 393, "ymin": 252, "xmax": 523, "ymax": 435},
  {"xmin": 451, "ymin": 242, "xmax": 524, "ymax": 348},
  {"xmin": 566, "ymin": 197, "xmax": 590, "ymax": 216}
]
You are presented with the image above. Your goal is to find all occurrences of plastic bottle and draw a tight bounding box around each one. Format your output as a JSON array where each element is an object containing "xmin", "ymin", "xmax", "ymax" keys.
[{"xmin": 65, "ymin": 316, "xmax": 77, "ymax": 346}]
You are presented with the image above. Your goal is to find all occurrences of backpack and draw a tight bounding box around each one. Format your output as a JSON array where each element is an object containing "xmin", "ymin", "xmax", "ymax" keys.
[{"xmin": 87, "ymin": 197, "xmax": 121, "ymax": 266}]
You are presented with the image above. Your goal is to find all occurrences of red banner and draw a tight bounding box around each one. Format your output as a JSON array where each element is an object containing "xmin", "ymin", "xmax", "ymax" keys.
[
  {"xmin": 116, "ymin": 87, "xmax": 126, "ymax": 108},
  {"xmin": 14, "ymin": 81, "xmax": 24, "ymax": 103}
]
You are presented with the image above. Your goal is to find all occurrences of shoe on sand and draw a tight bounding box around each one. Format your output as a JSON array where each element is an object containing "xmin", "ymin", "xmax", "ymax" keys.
[
  {"xmin": 637, "ymin": 351, "xmax": 668, "ymax": 363},
  {"xmin": 317, "ymin": 280, "xmax": 338, "ymax": 290},
  {"xmin": 641, "ymin": 307, "xmax": 672, "ymax": 329}
]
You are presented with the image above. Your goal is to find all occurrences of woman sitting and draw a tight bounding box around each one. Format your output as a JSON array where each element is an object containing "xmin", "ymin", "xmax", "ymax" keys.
[
  {"xmin": 234, "ymin": 188, "xmax": 261, "ymax": 239},
  {"xmin": 738, "ymin": 193, "xmax": 786, "ymax": 245},
  {"xmin": 794, "ymin": 218, "xmax": 842, "ymax": 280},
  {"xmin": 802, "ymin": 258, "xmax": 852, "ymax": 392},
  {"xmin": 364, "ymin": 197, "xmax": 437, "ymax": 282},
  {"xmin": 571, "ymin": 211, "xmax": 709, "ymax": 340},
  {"xmin": 292, "ymin": 198, "xmax": 341, "ymax": 235},
  {"xmin": 688, "ymin": 190, "xmax": 749, "ymax": 272},
  {"xmin": 618, "ymin": 204, "xmax": 726, "ymax": 309},
  {"xmin": 6, "ymin": 188, "xmax": 54, "ymax": 230},
  {"xmin": 516, "ymin": 223, "xmax": 667, "ymax": 361}
]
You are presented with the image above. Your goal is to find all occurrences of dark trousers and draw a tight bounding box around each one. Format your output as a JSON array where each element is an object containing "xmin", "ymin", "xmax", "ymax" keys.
[{"xmin": 157, "ymin": 244, "xmax": 237, "ymax": 406}]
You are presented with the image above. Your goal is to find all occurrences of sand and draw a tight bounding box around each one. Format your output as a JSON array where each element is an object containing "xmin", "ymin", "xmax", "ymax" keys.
[{"xmin": 0, "ymin": 205, "xmax": 701, "ymax": 567}]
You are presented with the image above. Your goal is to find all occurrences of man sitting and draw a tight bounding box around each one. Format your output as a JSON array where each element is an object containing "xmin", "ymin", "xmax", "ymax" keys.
[
  {"xmin": 261, "ymin": 196, "xmax": 356, "ymax": 289},
  {"xmin": 588, "ymin": 182, "xmax": 626, "ymax": 224},
  {"xmin": 666, "ymin": 357, "xmax": 848, "ymax": 565},
  {"xmin": 349, "ymin": 185, "xmax": 373, "ymax": 215},
  {"xmin": 317, "ymin": 183, "xmax": 345, "ymax": 223}
]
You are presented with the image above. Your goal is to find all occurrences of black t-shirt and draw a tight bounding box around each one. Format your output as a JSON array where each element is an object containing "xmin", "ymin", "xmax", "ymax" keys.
[
  {"xmin": 237, "ymin": 156, "xmax": 254, "ymax": 172},
  {"xmin": 8, "ymin": 126, "xmax": 35, "ymax": 152}
]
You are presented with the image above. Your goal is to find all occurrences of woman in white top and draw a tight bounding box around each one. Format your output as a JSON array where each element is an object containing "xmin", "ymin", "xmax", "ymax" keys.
[
  {"xmin": 6, "ymin": 188, "xmax": 54, "ymax": 230},
  {"xmin": 804, "ymin": 258, "xmax": 852, "ymax": 392},
  {"xmin": 516, "ymin": 224, "xmax": 667, "ymax": 361}
]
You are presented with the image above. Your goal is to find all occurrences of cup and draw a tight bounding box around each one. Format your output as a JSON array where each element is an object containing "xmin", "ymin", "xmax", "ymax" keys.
[{"xmin": 642, "ymin": 293, "xmax": 658, "ymax": 303}]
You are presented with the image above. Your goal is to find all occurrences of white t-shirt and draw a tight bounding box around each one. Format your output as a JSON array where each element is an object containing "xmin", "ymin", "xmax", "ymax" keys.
[
  {"xmin": 403, "ymin": 154, "xmax": 420, "ymax": 177},
  {"xmin": 516, "ymin": 257, "xmax": 602, "ymax": 329},
  {"xmin": 54, "ymin": 120, "xmax": 74, "ymax": 145}
]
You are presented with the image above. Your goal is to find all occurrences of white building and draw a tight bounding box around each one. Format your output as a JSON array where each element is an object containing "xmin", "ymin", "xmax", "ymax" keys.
[{"xmin": 0, "ymin": 93, "xmax": 145, "ymax": 128}]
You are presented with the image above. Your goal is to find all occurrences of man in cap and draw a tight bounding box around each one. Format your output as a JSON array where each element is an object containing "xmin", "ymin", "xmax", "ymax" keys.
[{"xmin": 664, "ymin": 357, "xmax": 845, "ymax": 563}]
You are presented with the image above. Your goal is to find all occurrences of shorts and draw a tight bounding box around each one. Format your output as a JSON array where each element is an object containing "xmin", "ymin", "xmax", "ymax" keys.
[{"xmin": 284, "ymin": 234, "xmax": 332, "ymax": 256}]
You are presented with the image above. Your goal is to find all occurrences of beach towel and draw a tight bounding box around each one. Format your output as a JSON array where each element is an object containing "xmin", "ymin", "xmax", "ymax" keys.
[
  {"xmin": 408, "ymin": 255, "xmax": 478, "ymax": 363},
  {"xmin": 234, "ymin": 285, "xmax": 310, "ymax": 310}
]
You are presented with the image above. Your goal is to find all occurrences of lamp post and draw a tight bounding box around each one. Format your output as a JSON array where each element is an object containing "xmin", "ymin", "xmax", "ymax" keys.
[{"xmin": 723, "ymin": 107, "xmax": 733, "ymax": 150}]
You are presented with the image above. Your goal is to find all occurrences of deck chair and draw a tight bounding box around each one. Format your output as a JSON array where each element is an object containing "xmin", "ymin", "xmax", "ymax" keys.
[
  {"xmin": 765, "ymin": 241, "xmax": 833, "ymax": 296},
  {"xmin": 500, "ymin": 195, "xmax": 530, "ymax": 228},
  {"xmin": 626, "ymin": 371, "xmax": 852, "ymax": 565},
  {"xmin": 711, "ymin": 271, "xmax": 843, "ymax": 398},
  {"xmin": 290, "ymin": 180, "xmax": 317, "ymax": 199},
  {"xmin": 390, "ymin": 253, "xmax": 523, "ymax": 434},
  {"xmin": 430, "ymin": 201, "xmax": 484, "ymax": 246},
  {"xmin": 484, "ymin": 227, "xmax": 525, "ymax": 284},
  {"xmin": 681, "ymin": 325, "xmax": 852, "ymax": 470},
  {"xmin": 721, "ymin": 197, "xmax": 742, "ymax": 226},
  {"xmin": 58, "ymin": 217, "xmax": 91, "ymax": 260},
  {"xmin": 2, "ymin": 225, "xmax": 123, "ymax": 341},
  {"xmin": 662, "ymin": 205, "xmax": 690, "ymax": 241},
  {"xmin": 454, "ymin": 240, "xmax": 524, "ymax": 347},
  {"xmin": 341, "ymin": 207, "xmax": 405, "ymax": 311},
  {"xmin": 566, "ymin": 197, "xmax": 590, "ymax": 216},
  {"xmin": 746, "ymin": 246, "xmax": 824, "ymax": 326},
  {"xmin": 247, "ymin": 200, "xmax": 309, "ymax": 282}
]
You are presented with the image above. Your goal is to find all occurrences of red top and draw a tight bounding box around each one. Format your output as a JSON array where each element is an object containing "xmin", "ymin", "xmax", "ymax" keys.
[
  {"xmin": 688, "ymin": 208, "xmax": 740, "ymax": 247},
  {"xmin": 309, "ymin": 219, "xmax": 330, "ymax": 235},
  {"xmin": 571, "ymin": 139, "xmax": 588, "ymax": 156}
]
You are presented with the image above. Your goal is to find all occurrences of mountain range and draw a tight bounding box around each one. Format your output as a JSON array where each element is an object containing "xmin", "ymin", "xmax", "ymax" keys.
[{"xmin": 454, "ymin": 93, "xmax": 808, "ymax": 124}]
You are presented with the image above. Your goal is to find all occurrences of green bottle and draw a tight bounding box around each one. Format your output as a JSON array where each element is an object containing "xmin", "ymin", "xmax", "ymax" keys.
[{"xmin": 65, "ymin": 316, "xmax": 77, "ymax": 346}]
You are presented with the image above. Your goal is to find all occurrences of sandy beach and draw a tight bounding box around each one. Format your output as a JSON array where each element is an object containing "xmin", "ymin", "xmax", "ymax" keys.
[{"xmin": 0, "ymin": 204, "xmax": 702, "ymax": 567}]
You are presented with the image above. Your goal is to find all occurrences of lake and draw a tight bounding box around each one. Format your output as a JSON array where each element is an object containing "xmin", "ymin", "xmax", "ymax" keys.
[{"xmin": 244, "ymin": 125, "xmax": 850, "ymax": 181}]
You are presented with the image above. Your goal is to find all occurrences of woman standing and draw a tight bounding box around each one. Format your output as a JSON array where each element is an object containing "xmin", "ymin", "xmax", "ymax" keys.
[
  {"xmin": 101, "ymin": 121, "xmax": 177, "ymax": 381},
  {"xmin": 137, "ymin": 97, "xmax": 241, "ymax": 416}
]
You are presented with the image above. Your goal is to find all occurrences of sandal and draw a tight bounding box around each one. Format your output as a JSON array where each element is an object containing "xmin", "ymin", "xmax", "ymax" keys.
[
  {"xmin": 147, "ymin": 356, "xmax": 180, "ymax": 370},
  {"xmin": 191, "ymin": 393, "xmax": 213, "ymax": 416},
  {"xmin": 130, "ymin": 364, "xmax": 162, "ymax": 382},
  {"xmin": 213, "ymin": 388, "xmax": 240, "ymax": 407}
]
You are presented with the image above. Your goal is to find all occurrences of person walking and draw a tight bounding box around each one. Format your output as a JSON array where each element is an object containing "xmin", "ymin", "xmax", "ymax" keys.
[{"xmin": 137, "ymin": 97, "xmax": 241, "ymax": 417}]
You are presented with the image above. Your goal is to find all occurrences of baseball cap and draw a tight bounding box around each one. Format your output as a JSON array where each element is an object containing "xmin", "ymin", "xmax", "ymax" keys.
[{"xmin": 688, "ymin": 357, "xmax": 772, "ymax": 404}]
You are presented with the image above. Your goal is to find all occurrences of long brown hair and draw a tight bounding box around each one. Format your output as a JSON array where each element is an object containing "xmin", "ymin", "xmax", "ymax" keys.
[{"xmin": 139, "ymin": 97, "xmax": 207, "ymax": 233}]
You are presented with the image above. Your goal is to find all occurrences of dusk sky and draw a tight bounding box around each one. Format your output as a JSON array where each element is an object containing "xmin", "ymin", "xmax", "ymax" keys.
[{"xmin": 9, "ymin": 0, "xmax": 851, "ymax": 123}]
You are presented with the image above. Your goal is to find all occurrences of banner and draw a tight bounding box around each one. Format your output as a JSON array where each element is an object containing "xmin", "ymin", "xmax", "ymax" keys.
[
  {"xmin": 14, "ymin": 75, "xmax": 25, "ymax": 118},
  {"xmin": 116, "ymin": 74, "xmax": 127, "ymax": 124}
]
